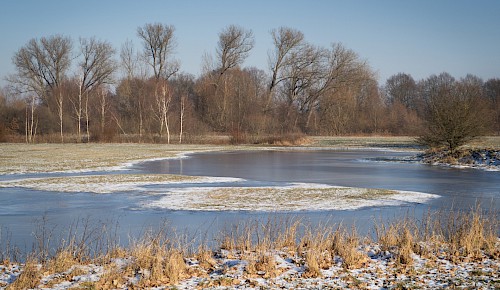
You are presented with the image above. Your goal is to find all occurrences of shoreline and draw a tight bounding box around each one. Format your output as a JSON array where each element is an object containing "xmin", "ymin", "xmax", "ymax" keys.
[{"xmin": 416, "ymin": 149, "xmax": 500, "ymax": 172}]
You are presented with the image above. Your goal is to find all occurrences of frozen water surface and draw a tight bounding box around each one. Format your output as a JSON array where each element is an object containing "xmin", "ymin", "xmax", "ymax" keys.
[{"xmin": 1, "ymin": 149, "xmax": 498, "ymax": 253}]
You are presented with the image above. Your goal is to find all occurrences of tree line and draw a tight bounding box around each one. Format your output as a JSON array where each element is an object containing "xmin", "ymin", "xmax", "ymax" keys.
[{"xmin": 0, "ymin": 23, "xmax": 498, "ymax": 145}]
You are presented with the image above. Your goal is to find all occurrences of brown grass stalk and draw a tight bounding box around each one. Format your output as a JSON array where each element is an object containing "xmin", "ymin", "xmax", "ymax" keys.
[{"xmin": 6, "ymin": 257, "xmax": 41, "ymax": 290}]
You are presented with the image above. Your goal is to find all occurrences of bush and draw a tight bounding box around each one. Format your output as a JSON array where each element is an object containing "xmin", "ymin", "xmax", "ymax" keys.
[{"xmin": 418, "ymin": 74, "xmax": 492, "ymax": 152}]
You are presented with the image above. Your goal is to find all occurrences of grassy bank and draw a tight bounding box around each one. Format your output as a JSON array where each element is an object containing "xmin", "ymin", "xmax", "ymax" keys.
[
  {"xmin": 1, "ymin": 206, "xmax": 498, "ymax": 289},
  {"xmin": 417, "ymin": 136, "xmax": 500, "ymax": 170}
]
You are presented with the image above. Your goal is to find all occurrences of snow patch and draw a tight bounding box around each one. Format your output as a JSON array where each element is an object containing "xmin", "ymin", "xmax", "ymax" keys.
[{"xmin": 142, "ymin": 184, "xmax": 439, "ymax": 212}]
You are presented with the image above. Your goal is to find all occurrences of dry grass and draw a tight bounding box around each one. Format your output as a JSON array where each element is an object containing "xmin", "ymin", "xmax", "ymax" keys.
[
  {"xmin": 467, "ymin": 136, "xmax": 500, "ymax": 150},
  {"xmin": 0, "ymin": 143, "xmax": 236, "ymax": 174},
  {"xmin": 296, "ymin": 224, "xmax": 368, "ymax": 276},
  {"xmin": 375, "ymin": 216, "xmax": 418, "ymax": 265},
  {"xmin": 309, "ymin": 135, "xmax": 499, "ymax": 150},
  {"xmin": 308, "ymin": 136, "xmax": 420, "ymax": 149},
  {"xmin": 44, "ymin": 249, "xmax": 80, "ymax": 275},
  {"xmin": 0, "ymin": 136, "xmax": 495, "ymax": 176},
  {"xmin": 127, "ymin": 228, "xmax": 188, "ymax": 287},
  {"xmin": 441, "ymin": 205, "xmax": 499, "ymax": 260},
  {"xmin": 6, "ymin": 257, "xmax": 41, "ymax": 290},
  {"xmin": 92, "ymin": 262, "xmax": 127, "ymax": 289},
  {"xmin": 330, "ymin": 226, "xmax": 366, "ymax": 269},
  {"xmin": 245, "ymin": 252, "xmax": 280, "ymax": 278},
  {"xmin": 376, "ymin": 204, "xmax": 499, "ymax": 266},
  {"xmin": 5, "ymin": 206, "xmax": 499, "ymax": 288},
  {"xmin": 275, "ymin": 218, "xmax": 301, "ymax": 250},
  {"xmin": 195, "ymin": 245, "xmax": 217, "ymax": 270}
]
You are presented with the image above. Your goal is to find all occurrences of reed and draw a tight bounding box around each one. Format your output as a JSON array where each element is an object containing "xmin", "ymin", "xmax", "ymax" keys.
[
  {"xmin": 5, "ymin": 205, "xmax": 499, "ymax": 288},
  {"xmin": 6, "ymin": 256, "xmax": 41, "ymax": 290}
]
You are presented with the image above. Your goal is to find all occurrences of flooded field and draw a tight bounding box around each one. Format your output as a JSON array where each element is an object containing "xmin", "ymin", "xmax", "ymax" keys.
[{"xmin": 1, "ymin": 148, "xmax": 499, "ymax": 254}]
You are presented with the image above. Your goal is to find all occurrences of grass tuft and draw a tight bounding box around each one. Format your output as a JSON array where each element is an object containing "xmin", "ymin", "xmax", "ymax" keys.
[{"xmin": 6, "ymin": 257, "xmax": 41, "ymax": 290}]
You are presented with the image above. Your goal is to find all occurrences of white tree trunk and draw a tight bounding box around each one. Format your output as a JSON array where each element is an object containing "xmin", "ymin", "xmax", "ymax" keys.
[
  {"xmin": 85, "ymin": 93, "xmax": 90, "ymax": 143},
  {"xmin": 179, "ymin": 94, "xmax": 185, "ymax": 144},
  {"xmin": 57, "ymin": 90, "xmax": 64, "ymax": 143}
]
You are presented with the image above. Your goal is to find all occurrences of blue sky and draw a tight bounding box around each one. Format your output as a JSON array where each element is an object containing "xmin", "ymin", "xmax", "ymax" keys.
[{"xmin": 1, "ymin": 0, "xmax": 499, "ymax": 88}]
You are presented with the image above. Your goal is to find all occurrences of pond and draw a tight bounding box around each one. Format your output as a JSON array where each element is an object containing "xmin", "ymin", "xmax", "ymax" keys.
[{"xmin": 1, "ymin": 149, "xmax": 498, "ymax": 255}]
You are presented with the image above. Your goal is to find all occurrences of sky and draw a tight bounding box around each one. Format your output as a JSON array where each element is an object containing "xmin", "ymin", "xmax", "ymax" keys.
[{"xmin": 1, "ymin": 0, "xmax": 500, "ymax": 88}]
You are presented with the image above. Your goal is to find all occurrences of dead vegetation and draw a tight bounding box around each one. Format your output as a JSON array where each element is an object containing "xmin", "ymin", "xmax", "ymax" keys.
[{"xmin": 3, "ymin": 205, "xmax": 499, "ymax": 289}]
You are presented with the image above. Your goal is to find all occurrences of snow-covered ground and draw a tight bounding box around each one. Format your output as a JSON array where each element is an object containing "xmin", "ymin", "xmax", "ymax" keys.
[
  {"xmin": 417, "ymin": 149, "xmax": 500, "ymax": 171},
  {"xmin": 143, "ymin": 184, "xmax": 438, "ymax": 211},
  {"xmin": 0, "ymin": 143, "xmax": 228, "ymax": 175},
  {"xmin": 2, "ymin": 242, "xmax": 499, "ymax": 289},
  {"xmin": 0, "ymin": 174, "xmax": 243, "ymax": 194}
]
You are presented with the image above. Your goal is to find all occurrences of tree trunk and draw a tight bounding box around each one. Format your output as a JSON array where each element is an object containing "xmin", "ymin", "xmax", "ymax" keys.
[
  {"xmin": 139, "ymin": 106, "xmax": 143, "ymax": 141},
  {"xmin": 100, "ymin": 89, "xmax": 107, "ymax": 133},
  {"xmin": 25, "ymin": 105, "xmax": 29, "ymax": 143},
  {"xmin": 76, "ymin": 79, "xmax": 83, "ymax": 142},
  {"xmin": 179, "ymin": 94, "xmax": 185, "ymax": 144},
  {"xmin": 165, "ymin": 114, "xmax": 170, "ymax": 144},
  {"xmin": 85, "ymin": 93, "xmax": 90, "ymax": 143},
  {"xmin": 57, "ymin": 90, "xmax": 64, "ymax": 143}
]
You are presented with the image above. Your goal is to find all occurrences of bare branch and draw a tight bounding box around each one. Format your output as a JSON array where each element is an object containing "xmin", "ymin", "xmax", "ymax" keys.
[
  {"xmin": 216, "ymin": 25, "xmax": 254, "ymax": 75},
  {"xmin": 137, "ymin": 23, "xmax": 177, "ymax": 80}
]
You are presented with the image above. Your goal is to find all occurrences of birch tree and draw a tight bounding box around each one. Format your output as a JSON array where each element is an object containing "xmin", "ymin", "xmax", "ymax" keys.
[
  {"xmin": 97, "ymin": 86, "xmax": 110, "ymax": 134},
  {"xmin": 152, "ymin": 79, "xmax": 172, "ymax": 142}
]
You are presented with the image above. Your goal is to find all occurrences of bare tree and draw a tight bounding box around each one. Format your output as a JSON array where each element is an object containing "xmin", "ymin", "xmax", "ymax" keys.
[
  {"xmin": 276, "ymin": 42, "xmax": 370, "ymax": 132},
  {"xmin": 280, "ymin": 43, "xmax": 326, "ymax": 112},
  {"xmin": 385, "ymin": 73, "xmax": 418, "ymax": 109},
  {"xmin": 137, "ymin": 23, "xmax": 179, "ymax": 80},
  {"xmin": 484, "ymin": 78, "xmax": 500, "ymax": 134},
  {"xmin": 355, "ymin": 78, "xmax": 387, "ymax": 133},
  {"xmin": 10, "ymin": 35, "xmax": 72, "ymax": 142},
  {"xmin": 120, "ymin": 40, "xmax": 140, "ymax": 79},
  {"xmin": 116, "ymin": 77, "xmax": 149, "ymax": 138},
  {"xmin": 200, "ymin": 25, "xmax": 255, "ymax": 130},
  {"xmin": 216, "ymin": 25, "xmax": 255, "ymax": 76},
  {"xmin": 267, "ymin": 27, "xmax": 304, "ymax": 108},
  {"xmin": 418, "ymin": 74, "xmax": 491, "ymax": 152},
  {"xmin": 73, "ymin": 37, "xmax": 116, "ymax": 141}
]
